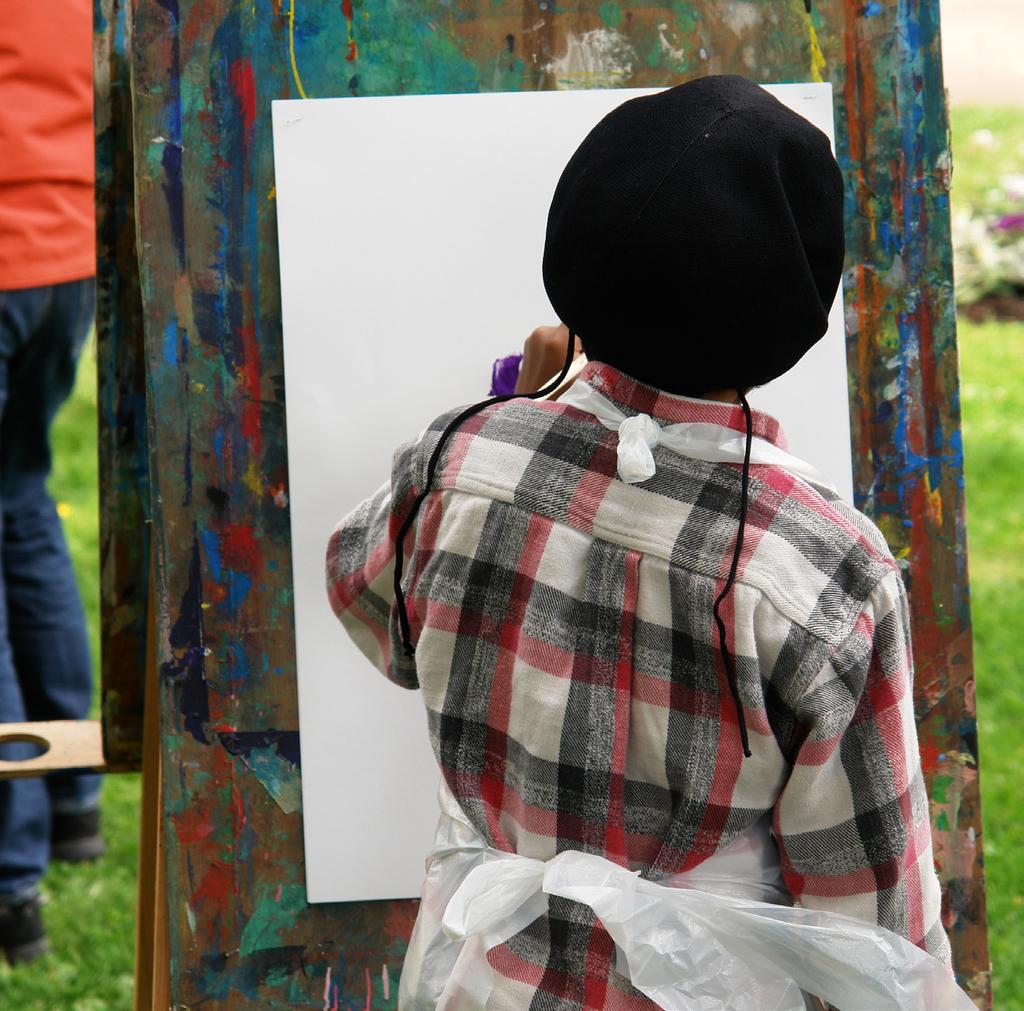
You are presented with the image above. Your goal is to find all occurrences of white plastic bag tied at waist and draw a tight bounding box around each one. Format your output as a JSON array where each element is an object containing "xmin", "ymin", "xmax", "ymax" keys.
[
  {"xmin": 399, "ymin": 784, "xmax": 972, "ymax": 1010},
  {"xmin": 559, "ymin": 380, "xmax": 841, "ymax": 497}
]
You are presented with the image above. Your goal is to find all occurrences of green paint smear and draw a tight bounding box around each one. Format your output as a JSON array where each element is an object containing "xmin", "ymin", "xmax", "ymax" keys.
[
  {"xmin": 673, "ymin": 0, "xmax": 700, "ymax": 34},
  {"xmin": 297, "ymin": 0, "xmax": 480, "ymax": 98},
  {"xmin": 931, "ymin": 773, "xmax": 954, "ymax": 804},
  {"xmin": 285, "ymin": 974, "xmax": 311, "ymax": 1004},
  {"xmin": 935, "ymin": 811, "xmax": 951, "ymax": 832},
  {"xmin": 240, "ymin": 884, "xmax": 307, "ymax": 957},
  {"xmin": 646, "ymin": 34, "xmax": 663, "ymax": 70},
  {"xmin": 599, "ymin": 1, "xmax": 622, "ymax": 28}
]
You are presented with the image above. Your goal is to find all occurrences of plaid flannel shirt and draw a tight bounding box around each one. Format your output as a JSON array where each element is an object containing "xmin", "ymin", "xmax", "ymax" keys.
[{"xmin": 327, "ymin": 361, "xmax": 952, "ymax": 1009}]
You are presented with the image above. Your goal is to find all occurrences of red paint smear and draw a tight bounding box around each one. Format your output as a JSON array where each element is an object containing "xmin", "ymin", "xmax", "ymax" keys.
[
  {"xmin": 173, "ymin": 805, "xmax": 215, "ymax": 844},
  {"xmin": 383, "ymin": 896, "xmax": 419, "ymax": 938},
  {"xmin": 221, "ymin": 521, "xmax": 261, "ymax": 571},
  {"xmin": 229, "ymin": 59, "xmax": 256, "ymax": 149},
  {"xmin": 238, "ymin": 323, "xmax": 262, "ymax": 455},
  {"xmin": 193, "ymin": 861, "xmax": 235, "ymax": 907},
  {"xmin": 341, "ymin": 0, "xmax": 357, "ymax": 61},
  {"xmin": 919, "ymin": 739, "xmax": 941, "ymax": 774},
  {"xmin": 182, "ymin": 13, "xmax": 208, "ymax": 60}
]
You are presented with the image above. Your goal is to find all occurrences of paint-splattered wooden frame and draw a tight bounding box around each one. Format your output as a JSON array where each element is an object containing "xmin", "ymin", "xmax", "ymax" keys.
[
  {"xmin": 99, "ymin": 0, "xmax": 990, "ymax": 1004},
  {"xmin": 96, "ymin": 0, "xmax": 150, "ymax": 772}
]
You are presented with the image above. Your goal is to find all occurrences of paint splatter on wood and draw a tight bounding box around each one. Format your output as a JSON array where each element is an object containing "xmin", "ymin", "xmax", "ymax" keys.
[{"xmin": 95, "ymin": 0, "xmax": 150, "ymax": 771}]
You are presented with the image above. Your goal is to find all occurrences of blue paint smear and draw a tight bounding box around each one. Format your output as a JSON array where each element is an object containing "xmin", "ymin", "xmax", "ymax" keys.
[
  {"xmin": 948, "ymin": 426, "xmax": 964, "ymax": 458},
  {"xmin": 226, "ymin": 572, "xmax": 253, "ymax": 611},
  {"xmin": 880, "ymin": 219, "xmax": 892, "ymax": 256},
  {"xmin": 161, "ymin": 536, "xmax": 209, "ymax": 744},
  {"xmin": 163, "ymin": 320, "xmax": 178, "ymax": 366},
  {"xmin": 905, "ymin": 6, "xmax": 921, "ymax": 49},
  {"xmin": 160, "ymin": 143, "xmax": 186, "ymax": 267},
  {"xmin": 227, "ymin": 641, "xmax": 250, "ymax": 683},
  {"xmin": 959, "ymin": 722, "xmax": 979, "ymax": 764},
  {"xmin": 200, "ymin": 528, "xmax": 222, "ymax": 581},
  {"xmin": 218, "ymin": 730, "xmax": 301, "ymax": 767},
  {"xmin": 930, "ymin": 420, "xmax": 945, "ymax": 490},
  {"xmin": 864, "ymin": 1, "xmax": 881, "ymax": 15}
]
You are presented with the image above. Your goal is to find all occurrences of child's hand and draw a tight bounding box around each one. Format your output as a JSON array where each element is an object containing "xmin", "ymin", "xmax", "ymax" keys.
[{"xmin": 515, "ymin": 324, "xmax": 582, "ymax": 394}]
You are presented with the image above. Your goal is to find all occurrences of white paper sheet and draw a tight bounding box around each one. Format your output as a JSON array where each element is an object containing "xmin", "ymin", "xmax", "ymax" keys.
[{"xmin": 272, "ymin": 83, "xmax": 852, "ymax": 903}]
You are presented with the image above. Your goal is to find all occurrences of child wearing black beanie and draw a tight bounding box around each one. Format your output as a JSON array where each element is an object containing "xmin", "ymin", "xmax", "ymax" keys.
[{"xmin": 328, "ymin": 75, "xmax": 965, "ymax": 1010}]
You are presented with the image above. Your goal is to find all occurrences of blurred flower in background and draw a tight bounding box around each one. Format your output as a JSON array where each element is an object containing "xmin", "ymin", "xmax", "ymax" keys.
[
  {"xmin": 952, "ymin": 143, "xmax": 1024, "ymax": 313},
  {"xmin": 943, "ymin": 0, "xmax": 1024, "ymax": 319}
]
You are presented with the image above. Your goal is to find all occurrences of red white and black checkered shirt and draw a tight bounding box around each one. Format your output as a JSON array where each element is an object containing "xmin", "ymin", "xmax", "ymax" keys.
[{"xmin": 327, "ymin": 361, "xmax": 952, "ymax": 1008}]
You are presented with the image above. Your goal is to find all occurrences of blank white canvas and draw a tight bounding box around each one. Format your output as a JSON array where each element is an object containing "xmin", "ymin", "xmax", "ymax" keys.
[{"xmin": 272, "ymin": 83, "xmax": 852, "ymax": 904}]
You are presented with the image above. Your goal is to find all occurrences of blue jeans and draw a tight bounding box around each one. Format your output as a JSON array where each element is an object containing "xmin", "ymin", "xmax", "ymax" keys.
[{"xmin": 0, "ymin": 279, "xmax": 101, "ymax": 900}]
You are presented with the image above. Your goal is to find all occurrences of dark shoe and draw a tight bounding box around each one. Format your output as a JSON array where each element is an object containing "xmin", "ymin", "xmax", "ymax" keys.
[
  {"xmin": 51, "ymin": 808, "xmax": 106, "ymax": 863},
  {"xmin": 0, "ymin": 893, "xmax": 48, "ymax": 965}
]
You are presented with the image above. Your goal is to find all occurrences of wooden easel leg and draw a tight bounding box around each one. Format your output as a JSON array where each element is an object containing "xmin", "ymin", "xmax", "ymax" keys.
[{"xmin": 134, "ymin": 575, "xmax": 169, "ymax": 1010}]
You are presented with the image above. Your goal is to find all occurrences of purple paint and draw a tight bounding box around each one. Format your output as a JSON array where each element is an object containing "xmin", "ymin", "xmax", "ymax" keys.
[{"xmin": 490, "ymin": 354, "xmax": 523, "ymax": 397}]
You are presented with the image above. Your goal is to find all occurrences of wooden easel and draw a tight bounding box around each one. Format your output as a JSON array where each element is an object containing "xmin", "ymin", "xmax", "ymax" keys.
[
  {"xmin": 133, "ymin": 578, "xmax": 170, "ymax": 1009},
  {"xmin": 41, "ymin": 0, "xmax": 990, "ymax": 1006}
]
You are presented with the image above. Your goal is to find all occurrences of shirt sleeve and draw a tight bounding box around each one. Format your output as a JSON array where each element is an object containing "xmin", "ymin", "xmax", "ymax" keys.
[
  {"xmin": 325, "ymin": 435, "xmax": 425, "ymax": 690},
  {"xmin": 772, "ymin": 568, "xmax": 953, "ymax": 968}
]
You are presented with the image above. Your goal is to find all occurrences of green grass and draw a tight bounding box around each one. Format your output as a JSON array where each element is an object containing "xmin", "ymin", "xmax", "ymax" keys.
[
  {"xmin": 1, "ymin": 108, "xmax": 1021, "ymax": 1011},
  {"xmin": 950, "ymin": 106, "xmax": 1024, "ymax": 214},
  {"xmin": 961, "ymin": 320, "xmax": 1024, "ymax": 1010},
  {"xmin": 949, "ymin": 104, "xmax": 1024, "ymax": 1009}
]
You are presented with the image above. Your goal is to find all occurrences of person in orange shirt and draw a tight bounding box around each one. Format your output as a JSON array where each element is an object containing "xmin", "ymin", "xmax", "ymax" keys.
[{"xmin": 0, "ymin": 0, "xmax": 104, "ymax": 963}]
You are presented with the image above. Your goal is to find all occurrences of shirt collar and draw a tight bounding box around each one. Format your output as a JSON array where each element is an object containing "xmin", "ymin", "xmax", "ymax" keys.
[{"xmin": 577, "ymin": 361, "xmax": 789, "ymax": 450}]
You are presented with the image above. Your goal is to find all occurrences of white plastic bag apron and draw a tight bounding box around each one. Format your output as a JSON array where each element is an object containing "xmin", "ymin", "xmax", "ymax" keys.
[{"xmin": 399, "ymin": 781, "xmax": 973, "ymax": 1010}]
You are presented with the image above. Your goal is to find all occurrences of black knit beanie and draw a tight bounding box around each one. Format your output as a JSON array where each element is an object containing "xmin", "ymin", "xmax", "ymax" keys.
[{"xmin": 542, "ymin": 75, "xmax": 845, "ymax": 396}]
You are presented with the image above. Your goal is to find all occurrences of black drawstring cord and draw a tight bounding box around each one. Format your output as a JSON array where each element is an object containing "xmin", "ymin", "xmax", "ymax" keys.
[
  {"xmin": 712, "ymin": 391, "xmax": 754, "ymax": 759},
  {"xmin": 393, "ymin": 332, "xmax": 578, "ymax": 658}
]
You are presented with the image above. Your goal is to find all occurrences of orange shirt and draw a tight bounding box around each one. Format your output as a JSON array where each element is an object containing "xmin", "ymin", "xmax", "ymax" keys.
[{"xmin": 0, "ymin": 1, "xmax": 96, "ymax": 290}]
